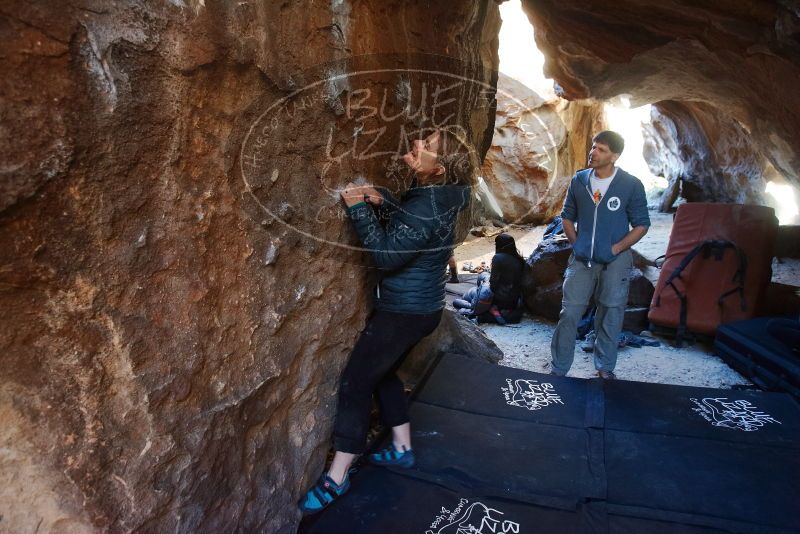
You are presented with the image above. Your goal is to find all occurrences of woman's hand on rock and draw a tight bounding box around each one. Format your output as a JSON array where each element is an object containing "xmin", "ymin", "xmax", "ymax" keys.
[{"xmin": 341, "ymin": 183, "xmax": 383, "ymax": 207}]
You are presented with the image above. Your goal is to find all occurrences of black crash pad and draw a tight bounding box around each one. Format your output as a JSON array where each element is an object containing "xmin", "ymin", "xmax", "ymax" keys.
[
  {"xmin": 603, "ymin": 378, "xmax": 800, "ymax": 448},
  {"xmin": 605, "ymin": 430, "xmax": 799, "ymax": 532},
  {"xmin": 714, "ymin": 317, "xmax": 800, "ymax": 398},
  {"xmin": 302, "ymin": 467, "xmax": 594, "ymax": 534},
  {"xmin": 404, "ymin": 402, "xmax": 605, "ymax": 504},
  {"xmin": 415, "ymin": 351, "xmax": 594, "ymax": 428},
  {"xmin": 301, "ymin": 353, "xmax": 800, "ymax": 533}
]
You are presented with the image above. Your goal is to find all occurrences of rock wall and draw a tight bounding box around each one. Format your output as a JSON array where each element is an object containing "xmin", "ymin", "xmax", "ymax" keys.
[
  {"xmin": 481, "ymin": 74, "xmax": 604, "ymax": 224},
  {"xmin": 0, "ymin": 2, "xmax": 500, "ymax": 532},
  {"xmin": 522, "ymin": 0, "xmax": 800, "ymax": 190},
  {"xmin": 643, "ymin": 101, "xmax": 768, "ymax": 210}
]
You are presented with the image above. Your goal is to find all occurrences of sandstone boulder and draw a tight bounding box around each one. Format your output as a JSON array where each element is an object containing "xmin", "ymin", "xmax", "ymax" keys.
[
  {"xmin": 400, "ymin": 309, "xmax": 504, "ymax": 388},
  {"xmin": 481, "ymin": 74, "xmax": 605, "ymax": 224}
]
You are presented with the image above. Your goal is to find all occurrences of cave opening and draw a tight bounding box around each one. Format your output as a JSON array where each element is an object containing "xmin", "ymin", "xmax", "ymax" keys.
[
  {"xmin": 766, "ymin": 176, "xmax": 800, "ymax": 225},
  {"xmin": 496, "ymin": 0, "xmax": 800, "ymax": 224},
  {"xmin": 497, "ymin": 0, "xmax": 664, "ymax": 203}
]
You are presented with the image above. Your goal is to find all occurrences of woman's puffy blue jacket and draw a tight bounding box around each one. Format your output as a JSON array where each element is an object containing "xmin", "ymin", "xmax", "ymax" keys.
[{"xmin": 347, "ymin": 184, "xmax": 471, "ymax": 314}]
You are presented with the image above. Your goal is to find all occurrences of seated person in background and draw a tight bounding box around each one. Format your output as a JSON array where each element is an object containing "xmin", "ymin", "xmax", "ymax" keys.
[
  {"xmin": 456, "ymin": 275, "xmax": 505, "ymax": 325},
  {"xmin": 488, "ymin": 234, "xmax": 526, "ymax": 324},
  {"xmin": 453, "ymin": 272, "xmax": 491, "ymax": 315}
]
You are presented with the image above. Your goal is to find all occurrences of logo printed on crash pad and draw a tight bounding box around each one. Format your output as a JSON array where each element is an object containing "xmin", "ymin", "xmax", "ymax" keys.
[
  {"xmin": 426, "ymin": 498, "xmax": 520, "ymax": 534},
  {"xmin": 606, "ymin": 196, "xmax": 621, "ymax": 211},
  {"xmin": 502, "ymin": 378, "xmax": 564, "ymax": 411},
  {"xmin": 689, "ymin": 397, "xmax": 782, "ymax": 432}
]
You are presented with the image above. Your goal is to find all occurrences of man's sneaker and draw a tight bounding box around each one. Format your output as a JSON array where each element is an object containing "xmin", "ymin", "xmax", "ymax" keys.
[
  {"xmin": 368, "ymin": 445, "xmax": 416, "ymax": 468},
  {"xmin": 581, "ymin": 331, "xmax": 596, "ymax": 352},
  {"xmin": 597, "ymin": 370, "xmax": 616, "ymax": 380},
  {"xmin": 298, "ymin": 472, "xmax": 350, "ymax": 515}
]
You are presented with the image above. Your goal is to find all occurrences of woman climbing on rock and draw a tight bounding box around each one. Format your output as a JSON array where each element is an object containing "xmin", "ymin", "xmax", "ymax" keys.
[{"xmin": 298, "ymin": 128, "xmax": 476, "ymax": 515}]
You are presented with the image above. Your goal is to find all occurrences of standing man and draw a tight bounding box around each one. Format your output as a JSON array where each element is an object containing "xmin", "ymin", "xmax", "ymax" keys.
[{"xmin": 550, "ymin": 131, "xmax": 650, "ymax": 379}]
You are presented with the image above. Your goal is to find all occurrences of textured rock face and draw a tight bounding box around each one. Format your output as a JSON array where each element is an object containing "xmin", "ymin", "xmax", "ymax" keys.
[
  {"xmin": 0, "ymin": 2, "xmax": 500, "ymax": 532},
  {"xmin": 481, "ymin": 74, "xmax": 604, "ymax": 224},
  {"xmin": 522, "ymin": 0, "xmax": 800, "ymax": 190},
  {"xmin": 643, "ymin": 101, "xmax": 767, "ymax": 209}
]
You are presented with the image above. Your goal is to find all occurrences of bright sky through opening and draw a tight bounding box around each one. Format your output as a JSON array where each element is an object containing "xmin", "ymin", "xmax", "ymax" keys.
[{"xmin": 497, "ymin": 1, "xmax": 555, "ymax": 100}]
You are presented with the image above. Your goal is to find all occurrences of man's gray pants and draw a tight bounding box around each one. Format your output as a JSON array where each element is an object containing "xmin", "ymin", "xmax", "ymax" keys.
[{"xmin": 550, "ymin": 250, "xmax": 632, "ymax": 375}]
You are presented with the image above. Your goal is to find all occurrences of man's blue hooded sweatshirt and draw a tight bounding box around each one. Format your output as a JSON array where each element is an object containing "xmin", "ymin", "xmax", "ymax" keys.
[{"xmin": 561, "ymin": 168, "xmax": 650, "ymax": 265}]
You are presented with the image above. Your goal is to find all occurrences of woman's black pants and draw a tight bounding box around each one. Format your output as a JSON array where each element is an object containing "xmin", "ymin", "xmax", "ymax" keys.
[{"xmin": 333, "ymin": 308, "xmax": 442, "ymax": 454}]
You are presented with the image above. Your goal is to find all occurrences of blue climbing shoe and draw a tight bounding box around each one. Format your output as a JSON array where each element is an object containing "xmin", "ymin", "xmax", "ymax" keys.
[
  {"xmin": 298, "ymin": 472, "xmax": 350, "ymax": 515},
  {"xmin": 368, "ymin": 444, "xmax": 416, "ymax": 468}
]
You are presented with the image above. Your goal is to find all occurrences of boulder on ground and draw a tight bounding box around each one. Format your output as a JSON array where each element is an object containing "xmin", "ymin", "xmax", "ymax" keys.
[
  {"xmin": 480, "ymin": 75, "xmax": 606, "ymax": 224},
  {"xmin": 642, "ymin": 101, "xmax": 767, "ymax": 210},
  {"xmin": 523, "ymin": 237, "xmax": 655, "ymax": 332},
  {"xmin": 400, "ymin": 309, "xmax": 503, "ymax": 388}
]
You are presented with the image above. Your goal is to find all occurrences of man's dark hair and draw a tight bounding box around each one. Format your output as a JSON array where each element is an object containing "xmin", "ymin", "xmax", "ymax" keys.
[{"xmin": 593, "ymin": 130, "xmax": 625, "ymax": 155}]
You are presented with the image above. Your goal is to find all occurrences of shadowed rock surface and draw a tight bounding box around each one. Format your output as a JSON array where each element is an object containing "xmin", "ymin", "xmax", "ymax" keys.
[
  {"xmin": 400, "ymin": 309, "xmax": 504, "ymax": 389},
  {"xmin": 522, "ymin": 0, "xmax": 800, "ymax": 190},
  {"xmin": 0, "ymin": 1, "xmax": 500, "ymax": 532},
  {"xmin": 643, "ymin": 101, "xmax": 767, "ymax": 209}
]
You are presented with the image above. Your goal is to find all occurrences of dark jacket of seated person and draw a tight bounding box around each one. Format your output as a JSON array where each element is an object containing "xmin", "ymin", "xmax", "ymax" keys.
[{"xmin": 490, "ymin": 233, "xmax": 525, "ymax": 311}]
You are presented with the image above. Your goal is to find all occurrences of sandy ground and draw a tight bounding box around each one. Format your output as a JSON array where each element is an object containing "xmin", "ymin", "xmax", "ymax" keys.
[
  {"xmin": 480, "ymin": 316, "xmax": 749, "ymax": 388},
  {"xmin": 451, "ymin": 211, "xmax": 799, "ymax": 389}
]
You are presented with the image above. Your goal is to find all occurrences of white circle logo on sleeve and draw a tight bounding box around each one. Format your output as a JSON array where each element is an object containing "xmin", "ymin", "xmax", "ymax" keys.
[{"xmin": 607, "ymin": 196, "xmax": 621, "ymax": 211}]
